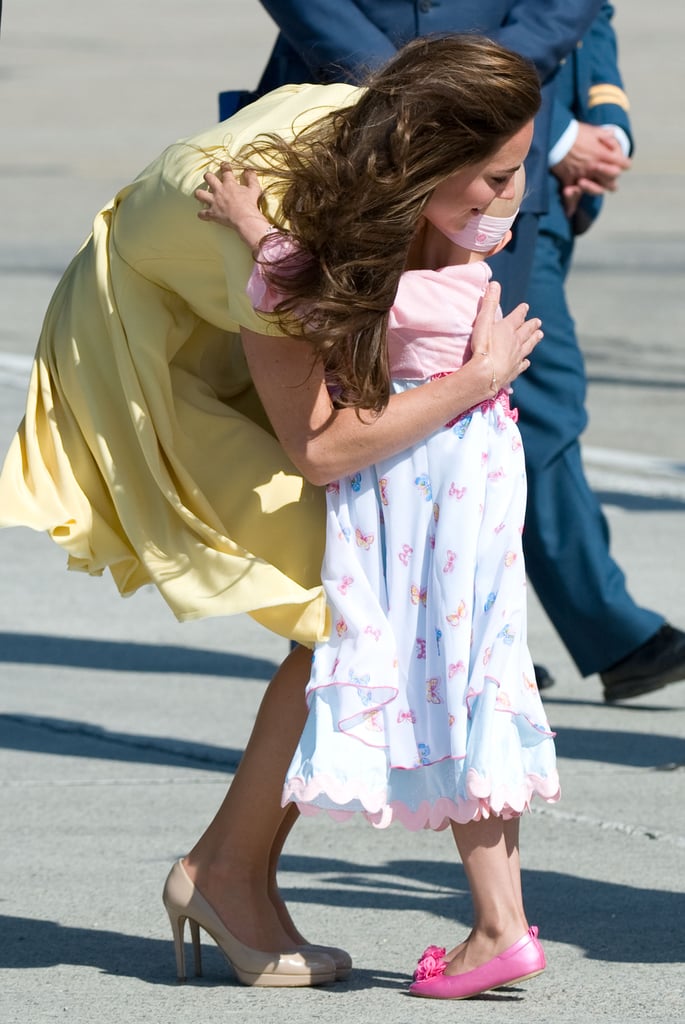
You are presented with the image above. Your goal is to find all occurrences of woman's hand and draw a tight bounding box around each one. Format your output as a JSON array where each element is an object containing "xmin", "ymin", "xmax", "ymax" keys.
[
  {"xmin": 195, "ymin": 164, "xmax": 269, "ymax": 251},
  {"xmin": 471, "ymin": 281, "xmax": 543, "ymax": 392}
]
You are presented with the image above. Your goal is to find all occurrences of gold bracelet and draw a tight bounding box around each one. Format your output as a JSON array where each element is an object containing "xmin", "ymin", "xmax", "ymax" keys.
[{"xmin": 474, "ymin": 351, "xmax": 497, "ymax": 394}]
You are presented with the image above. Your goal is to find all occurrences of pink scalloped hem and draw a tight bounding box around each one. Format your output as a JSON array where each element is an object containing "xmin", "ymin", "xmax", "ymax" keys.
[{"xmin": 282, "ymin": 768, "xmax": 560, "ymax": 832}]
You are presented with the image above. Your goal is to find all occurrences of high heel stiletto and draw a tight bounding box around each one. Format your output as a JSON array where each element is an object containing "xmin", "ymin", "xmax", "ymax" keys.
[{"xmin": 162, "ymin": 860, "xmax": 337, "ymax": 987}]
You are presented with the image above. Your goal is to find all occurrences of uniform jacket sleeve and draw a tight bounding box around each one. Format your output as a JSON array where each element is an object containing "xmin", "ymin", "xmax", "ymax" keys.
[
  {"xmin": 257, "ymin": 0, "xmax": 604, "ymax": 83},
  {"xmin": 484, "ymin": 0, "xmax": 604, "ymax": 81},
  {"xmin": 257, "ymin": 0, "xmax": 396, "ymax": 82},
  {"xmin": 549, "ymin": 2, "xmax": 632, "ymax": 153}
]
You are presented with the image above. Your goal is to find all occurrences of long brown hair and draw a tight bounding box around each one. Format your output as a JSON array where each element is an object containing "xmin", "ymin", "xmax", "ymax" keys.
[{"xmin": 238, "ymin": 34, "xmax": 540, "ymax": 411}]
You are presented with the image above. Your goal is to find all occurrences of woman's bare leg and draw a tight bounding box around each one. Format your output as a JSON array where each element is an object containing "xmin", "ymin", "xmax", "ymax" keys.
[
  {"xmin": 443, "ymin": 814, "xmax": 529, "ymax": 975},
  {"xmin": 183, "ymin": 644, "xmax": 311, "ymax": 951},
  {"xmin": 268, "ymin": 803, "xmax": 310, "ymax": 943}
]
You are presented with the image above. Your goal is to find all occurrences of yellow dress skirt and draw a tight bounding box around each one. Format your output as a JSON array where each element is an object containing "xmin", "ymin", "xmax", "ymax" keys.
[{"xmin": 0, "ymin": 82, "xmax": 360, "ymax": 644}]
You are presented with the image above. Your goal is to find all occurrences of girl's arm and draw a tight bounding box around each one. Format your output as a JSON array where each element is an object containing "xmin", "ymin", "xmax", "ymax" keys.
[
  {"xmin": 196, "ymin": 163, "xmax": 301, "ymax": 313},
  {"xmin": 241, "ymin": 284, "xmax": 541, "ymax": 486},
  {"xmin": 195, "ymin": 165, "xmax": 269, "ymax": 253}
]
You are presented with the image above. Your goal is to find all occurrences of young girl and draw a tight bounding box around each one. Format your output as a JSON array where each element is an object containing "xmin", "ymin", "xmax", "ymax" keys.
[{"xmin": 197, "ymin": 161, "xmax": 559, "ymax": 999}]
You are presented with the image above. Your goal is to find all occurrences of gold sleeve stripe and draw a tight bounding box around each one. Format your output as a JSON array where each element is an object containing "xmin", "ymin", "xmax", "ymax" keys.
[{"xmin": 588, "ymin": 84, "xmax": 630, "ymax": 111}]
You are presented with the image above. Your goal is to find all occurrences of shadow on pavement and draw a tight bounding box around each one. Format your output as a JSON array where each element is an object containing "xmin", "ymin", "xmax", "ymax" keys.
[
  {"xmin": 552, "ymin": 726, "xmax": 685, "ymax": 768},
  {"xmin": 0, "ymin": 631, "xmax": 278, "ymax": 680},
  {"xmin": 0, "ymin": 913, "xmax": 404, "ymax": 990},
  {"xmin": 0, "ymin": 714, "xmax": 242, "ymax": 772},
  {"xmin": 278, "ymin": 854, "xmax": 684, "ymax": 965},
  {"xmin": 0, "ymin": 916, "xmax": 181, "ymax": 983}
]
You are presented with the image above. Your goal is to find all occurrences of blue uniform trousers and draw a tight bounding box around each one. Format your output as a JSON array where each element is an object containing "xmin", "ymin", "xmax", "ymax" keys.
[{"xmin": 500, "ymin": 223, "xmax": 662, "ymax": 675}]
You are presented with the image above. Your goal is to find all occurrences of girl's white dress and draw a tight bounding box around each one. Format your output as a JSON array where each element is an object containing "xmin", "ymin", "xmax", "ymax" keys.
[{"xmin": 252, "ymin": 247, "xmax": 561, "ymax": 831}]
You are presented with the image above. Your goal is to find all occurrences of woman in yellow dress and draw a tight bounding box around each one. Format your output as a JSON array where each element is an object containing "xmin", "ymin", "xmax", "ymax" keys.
[{"xmin": 0, "ymin": 36, "xmax": 543, "ymax": 988}]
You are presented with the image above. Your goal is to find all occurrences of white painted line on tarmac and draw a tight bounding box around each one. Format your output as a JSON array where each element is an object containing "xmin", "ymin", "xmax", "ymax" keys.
[
  {"xmin": 584, "ymin": 446, "xmax": 685, "ymax": 479},
  {"xmin": 0, "ymin": 352, "xmax": 33, "ymax": 389},
  {"xmin": 584, "ymin": 446, "xmax": 685, "ymax": 500}
]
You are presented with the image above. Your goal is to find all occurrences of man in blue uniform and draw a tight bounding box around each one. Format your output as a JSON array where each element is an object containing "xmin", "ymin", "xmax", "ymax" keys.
[
  {"xmin": 507, "ymin": 5, "xmax": 684, "ymax": 702},
  {"xmin": 226, "ymin": 1, "xmax": 685, "ymax": 702},
  {"xmin": 223, "ymin": 0, "xmax": 606, "ymax": 310}
]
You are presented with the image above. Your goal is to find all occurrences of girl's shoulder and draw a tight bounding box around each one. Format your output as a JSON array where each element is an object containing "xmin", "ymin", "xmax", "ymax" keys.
[{"xmin": 394, "ymin": 261, "xmax": 491, "ymax": 309}]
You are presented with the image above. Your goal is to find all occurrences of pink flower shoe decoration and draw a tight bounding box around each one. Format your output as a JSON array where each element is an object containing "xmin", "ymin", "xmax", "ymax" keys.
[
  {"xmin": 412, "ymin": 945, "xmax": 447, "ymax": 983},
  {"xmin": 409, "ymin": 929, "xmax": 545, "ymax": 1000}
]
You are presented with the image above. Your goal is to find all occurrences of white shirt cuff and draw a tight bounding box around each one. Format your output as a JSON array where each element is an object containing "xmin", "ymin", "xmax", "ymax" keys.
[
  {"xmin": 601, "ymin": 124, "xmax": 631, "ymax": 157},
  {"xmin": 548, "ymin": 119, "xmax": 579, "ymax": 167}
]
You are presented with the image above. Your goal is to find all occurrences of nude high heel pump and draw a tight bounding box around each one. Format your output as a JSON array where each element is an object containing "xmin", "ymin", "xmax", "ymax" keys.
[
  {"xmin": 297, "ymin": 943, "xmax": 352, "ymax": 981},
  {"xmin": 162, "ymin": 859, "xmax": 337, "ymax": 987}
]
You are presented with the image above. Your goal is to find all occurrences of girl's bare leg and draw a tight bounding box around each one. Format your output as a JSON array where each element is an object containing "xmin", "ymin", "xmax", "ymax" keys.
[
  {"xmin": 503, "ymin": 816, "xmax": 524, "ymax": 908},
  {"xmin": 183, "ymin": 644, "xmax": 311, "ymax": 951},
  {"xmin": 443, "ymin": 814, "xmax": 529, "ymax": 975}
]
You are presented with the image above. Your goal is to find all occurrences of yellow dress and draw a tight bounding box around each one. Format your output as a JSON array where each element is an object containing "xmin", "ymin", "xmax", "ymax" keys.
[{"xmin": 0, "ymin": 82, "xmax": 360, "ymax": 644}]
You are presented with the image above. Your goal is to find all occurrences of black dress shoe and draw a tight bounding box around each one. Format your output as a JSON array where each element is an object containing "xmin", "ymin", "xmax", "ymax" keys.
[
  {"xmin": 601, "ymin": 624, "xmax": 685, "ymax": 702},
  {"xmin": 534, "ymin": 664, "xmax": 555, "ymax": 690}
]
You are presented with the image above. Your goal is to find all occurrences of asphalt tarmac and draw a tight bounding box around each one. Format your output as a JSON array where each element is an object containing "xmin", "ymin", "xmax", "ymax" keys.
[{"xmin": 0, "ymin": 3, "xmax": 683, "ymax": 1023}]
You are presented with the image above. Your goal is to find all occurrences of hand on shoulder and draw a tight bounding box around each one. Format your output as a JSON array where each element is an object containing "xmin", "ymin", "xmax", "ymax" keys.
[{"xmin": 195, "ymin": 164, "xmax": 269, "ymax": 251}]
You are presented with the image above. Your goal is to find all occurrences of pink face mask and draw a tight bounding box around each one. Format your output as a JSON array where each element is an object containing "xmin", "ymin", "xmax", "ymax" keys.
[{"xmin": 440, "ymin": 210, "xmax": 519, "ymax": 251}]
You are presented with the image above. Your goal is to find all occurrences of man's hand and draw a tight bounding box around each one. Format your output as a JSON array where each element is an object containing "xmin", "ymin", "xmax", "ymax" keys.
[{"xmin": 552, "ymin": 122, "xmax": 631, "ymax": 215}]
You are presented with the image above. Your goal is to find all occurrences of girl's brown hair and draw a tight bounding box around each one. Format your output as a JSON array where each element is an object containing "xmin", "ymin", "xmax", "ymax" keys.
[{"xmin": 239, "ymin": 34, "xmax": 541, "ymax": 411}]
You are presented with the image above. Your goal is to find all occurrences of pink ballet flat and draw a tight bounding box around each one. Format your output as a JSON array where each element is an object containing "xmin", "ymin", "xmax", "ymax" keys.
[{"xmin": 409, "ymin": 929, "xmax": 545, "ymax": 1000}]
